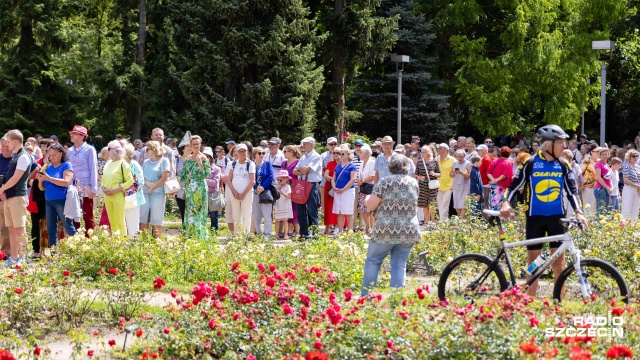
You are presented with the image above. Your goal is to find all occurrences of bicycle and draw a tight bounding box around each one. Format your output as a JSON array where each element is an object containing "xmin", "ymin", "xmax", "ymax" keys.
[{"xmin": 437, "ymin": 209, "xmax": 629, "ymax": 306}]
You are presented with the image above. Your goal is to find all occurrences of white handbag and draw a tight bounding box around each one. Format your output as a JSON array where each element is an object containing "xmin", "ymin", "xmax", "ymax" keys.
[
  {"xmin": 164, "ymin": 177, "xmax": 181, "ymax": 194},
  {"xmin": 423, "ymin": 159, "xmax": 440, "ymax": 190},
  {"xmin": 124, "ymin": 194, "xmax": 138, "ymax": 209}
]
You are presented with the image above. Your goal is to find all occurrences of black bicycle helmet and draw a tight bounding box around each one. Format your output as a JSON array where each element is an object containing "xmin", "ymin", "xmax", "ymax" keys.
[{"xmin": 535, "ymin": 125, "xmax": 570, "ymax": 140}]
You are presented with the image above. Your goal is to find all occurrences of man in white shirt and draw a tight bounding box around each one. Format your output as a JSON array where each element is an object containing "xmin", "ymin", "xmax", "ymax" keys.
[
  {"xmin": 293, "ymin": 137, "xmax": 322, "ymax": 238},
  {"xmin": 264, "ymin": 137, "xmax": 285, "ymax": 172}
]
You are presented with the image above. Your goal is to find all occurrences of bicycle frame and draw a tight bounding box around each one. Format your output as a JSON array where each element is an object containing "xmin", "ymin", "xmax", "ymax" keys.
[{"xmin": 479, "ymin": 218, "xmax": 591, "ymax": 298}]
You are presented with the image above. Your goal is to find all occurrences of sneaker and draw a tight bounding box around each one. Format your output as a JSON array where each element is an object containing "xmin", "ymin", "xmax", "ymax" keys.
[
  {"xmin": 14, "ymin": 257, "xmax": 24, "ymax": 268},
  {"xmin": 28, "ymin": 252, "xmax": 41, "ymax": 259},
  {"xmin": 332, "ymin": 228, "xmax": 340, "ymax": 236},
  {"xmin": 1, "ymin": 258, "xmax": 15, "ymax": 268}
]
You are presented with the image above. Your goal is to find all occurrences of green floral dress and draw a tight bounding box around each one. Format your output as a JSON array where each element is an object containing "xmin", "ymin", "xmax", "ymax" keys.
[{"xmin": 180, "ymin": 159, "xmax": 211, "ymax": 241}]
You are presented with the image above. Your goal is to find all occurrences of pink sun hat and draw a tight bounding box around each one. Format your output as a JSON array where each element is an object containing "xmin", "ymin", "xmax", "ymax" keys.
[{"xmin": 276, "ymin": 170, "xmax": 291, "ymax": 179}]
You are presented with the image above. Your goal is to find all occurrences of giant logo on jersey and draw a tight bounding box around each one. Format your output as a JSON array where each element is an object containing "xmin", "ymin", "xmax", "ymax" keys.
[{"xmin": 534, "ymin": 179, "xmax": 561, "ymax": 202}]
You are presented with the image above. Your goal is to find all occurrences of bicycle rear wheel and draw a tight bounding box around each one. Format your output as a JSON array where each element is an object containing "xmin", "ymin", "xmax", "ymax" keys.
[
  {"xmin": 438, "ymin": 253, "xmax": 508, "ymax": 305},
  {"xmin": 554, "ymin": 258, "xmax": 629, "ymax": 305}
]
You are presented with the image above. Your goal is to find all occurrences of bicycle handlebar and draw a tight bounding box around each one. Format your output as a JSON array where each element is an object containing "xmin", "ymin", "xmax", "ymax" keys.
[{"xmin": 559, "ymin": 217, "xmax": 585, "ymax": 230}]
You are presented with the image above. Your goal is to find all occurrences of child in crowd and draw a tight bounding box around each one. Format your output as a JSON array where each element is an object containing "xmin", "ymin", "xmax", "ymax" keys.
[
  {"xmin": 274, "ymin": 170, "xmax": 293, "ymax": 239},
  {"xmin": 469, "ymin": 156, "xmax": 483, "ymax": 215},
  {"xmin": 609, "ymin": 157, "xmax": 622, "ymax": 211}
]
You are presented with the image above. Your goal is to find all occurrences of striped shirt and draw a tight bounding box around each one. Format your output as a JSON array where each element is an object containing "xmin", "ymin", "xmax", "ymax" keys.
[{"xmin": 622, "ymin": 161, "xmax": 640, "ymax": 185}]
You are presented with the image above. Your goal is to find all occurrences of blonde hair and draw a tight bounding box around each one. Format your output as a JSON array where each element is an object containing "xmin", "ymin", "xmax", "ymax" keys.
[
  {"xmin": 341, "ymin": 146, "xmax": 354, "ymax": 161},
  {"xmin": 5, "ymin": 130, "xmax": 23, "ymax": 143},
  {"xmin": 99, "ymin": 147, "xmax": 109, "ymax": 160},
  {"xmin": 24, "ymin": 142, "xmax": 34, "ymax": 153},
  {"xmin": 283, "ymin": 145, "xmax": 301, "ymax": 159},
  {"xmin": 124, "ymin": 143, "xmax": 136, "ymax": 160},
  {"xmin": 189, "ymin": 135, "xmax": 202, "ymax": 145},
  {"xmin": 145, "ymin": 140, "xmax": 164, "ymax": 158}
]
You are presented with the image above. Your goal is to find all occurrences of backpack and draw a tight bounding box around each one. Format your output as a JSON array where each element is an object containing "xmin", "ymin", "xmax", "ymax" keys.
[{"xmin": 232, "ymin": 159, "xmax": 252, "ymax": 172}]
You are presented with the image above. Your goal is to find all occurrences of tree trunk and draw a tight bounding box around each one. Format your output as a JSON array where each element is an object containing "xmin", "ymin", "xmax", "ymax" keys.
[
  {"xmin": 133, "ymin": 0, "xmax": 146, "ymax": 140},
  {"xmin": 334, "ymin": 0, "xmax": 346, "ymax": 143}
]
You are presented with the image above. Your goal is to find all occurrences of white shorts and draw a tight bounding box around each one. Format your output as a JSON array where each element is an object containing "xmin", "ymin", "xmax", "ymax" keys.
[{"xmin": 332, "ymin": 188, "xmax": 355, "ymax": 215}]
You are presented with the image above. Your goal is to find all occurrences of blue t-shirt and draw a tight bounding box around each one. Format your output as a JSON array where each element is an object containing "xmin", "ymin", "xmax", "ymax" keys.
[
  {"xmin": 142, "ymin": 157, "xmax": 170, "ymax": 194},
  {"xmin": 335, "ymin": 162, "xmax": 357, "ymax": 189},
  {"xmin": 44, "ymin": 162, "xmax": 73, "ymax": 201}
]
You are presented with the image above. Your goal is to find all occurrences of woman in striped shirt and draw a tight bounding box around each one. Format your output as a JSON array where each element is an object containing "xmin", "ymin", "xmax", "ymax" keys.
[{"xmin": 621, "ymin": 150, "xmax": 640, "ymax": 220}]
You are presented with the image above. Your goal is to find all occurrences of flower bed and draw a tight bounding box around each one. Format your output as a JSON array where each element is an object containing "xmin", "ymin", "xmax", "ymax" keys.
[{"xmin": 0, "ymin": 213, "xmax": 638, "ymax": 359}]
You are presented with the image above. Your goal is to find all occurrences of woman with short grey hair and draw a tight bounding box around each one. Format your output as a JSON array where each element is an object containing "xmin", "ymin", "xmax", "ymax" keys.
[{"xmin": 361, "ymin": 154, "xmax": 420, "ymax": 296}]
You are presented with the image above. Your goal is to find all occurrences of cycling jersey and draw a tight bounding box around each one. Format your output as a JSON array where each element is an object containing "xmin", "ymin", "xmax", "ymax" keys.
[{"xmin": 504, "ymin": 151, "xmax": 581, "ymax": 217}]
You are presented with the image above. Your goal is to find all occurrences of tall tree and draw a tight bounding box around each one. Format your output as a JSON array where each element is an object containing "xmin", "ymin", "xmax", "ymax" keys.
[
  {"xmin": 0, "ymin": 0, "xmax": 83, "ymax": 137},
  {"xmin": 166, "ymin": 0, "xmax": 325, "ymax": 145},
  {"xmin": 310, "ymin": 0, "xmax": 399, "ymax": 142},
  {"xmin": 348, "ymin": 0, "xmax": 451, "ymax": 142},
  {"xmin": 417, "ymin": 0, "xmax": 629, "ymax": 138}
]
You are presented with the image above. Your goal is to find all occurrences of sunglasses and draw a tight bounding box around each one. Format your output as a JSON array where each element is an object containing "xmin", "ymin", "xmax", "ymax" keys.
[
  {"xmin": 257, "ymin": 152, "xmax": 265, "ymax": 155},
  {"xmin": 355, "ymin": 144, "xmax": 362, "ymax": 147},
  {"xmin": 333, "ymin": 152, "xmax": 341, "ymax": 155},
  {"xmin": 632, "ymin": 155, "xmax": 639, "ymax": 158},
  {"xmin": 485, "ymin": 141, "xmax": 493, "ymax": 144},
  {"xmin": 277, "ymin": 179, "xmax": 288, "ymax": 182},
  {"xmin": 215, "ymin": 150, "xmax": 221, "ymax": 153},
  {"xmin": 328, "ymin": 143, "xmax": 337, "ymax": 146},
  {"xmin": 338, "ymin": 153, "xmax": 346, "ymax": 156}
]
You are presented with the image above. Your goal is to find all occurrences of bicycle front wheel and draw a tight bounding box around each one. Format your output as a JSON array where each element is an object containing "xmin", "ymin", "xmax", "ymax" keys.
[
  {"xmin": 438, "ymin": 253, "xmax": 508, "ymax": 305},
  {"xmin": 554, "ymin": 258, "xmax": 629, "ymax": 305}
]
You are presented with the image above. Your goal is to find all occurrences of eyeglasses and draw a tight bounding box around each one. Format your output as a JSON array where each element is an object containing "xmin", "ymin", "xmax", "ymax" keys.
[
  {"xmin": 215, "ymin": 150, "xmax": 221, "ymax": 153},
  {"xmin": 328, "ymin": 143, "xmax": 337, "ymax": 146},
  {"xmin": 257, "ymin": 152, "xmax": 265, "ymax": 155},
  {"xmin": 355, "ymin": 145, "xmax": 362, "ymax": 147},
  {"xmin": 485, "ymin": 141, "xmax": 493, "ymax": 144},
  {"xmin": 333, "ymin": 152, "xmax": 341, "ymax": 155},
  {"xmin": 338, "ymin": 153, "xmax": 346, "ymax": 156},
  {"xmin": 632, "ymin": 155, "xmax": 639, "ymax": 158},
  {"xmin": 283, "ymin": 150, "xmax": 291, "ymax": 153},
  {"xmin": 277, "ymin": 179, "xmax": 287, "ymax": 182}
]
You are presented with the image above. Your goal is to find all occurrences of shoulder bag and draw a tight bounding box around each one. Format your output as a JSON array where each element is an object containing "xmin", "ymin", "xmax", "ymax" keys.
[
  {"xmin": 329, "ymin": 164, "xmax": 349, "ymax": 197},
  {"xmin": 208, "ymin": 190, "xmax": 226, "ymax": 212},
  {"xmin": 423, "ymin": 158, "xmax": 440, "ymax": 190}
]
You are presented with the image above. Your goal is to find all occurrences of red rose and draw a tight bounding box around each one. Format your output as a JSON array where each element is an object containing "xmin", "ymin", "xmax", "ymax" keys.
[
  {"xmin": 283, "ymin": 304, "xmax": 295, "ymax": 316},
  {"xmin": 231, "ymin": 261, "xmax": 241, "ymax": 273},
  {"xmin": 63, "ymin": 270, "xmax": 70, "ymax": 277},
  {"xmin": 269, "ymin": 264, "xmax": 276, "ymax": 273},
  {"xmin": 108, "ymin": 268, "xmax": 118, "ymax": 275},
  {"xmin": 529, "ymin": 316, "xmax": 540, "ymax": 328},
  {"xmin": 170, "ymin": 289, "xmax": 177, "ymax": 298},
  {"xmin": 192, "ymin": 282, "xmax": 212, "ymax": 305},
  {"xmin": 34, "ymin": 347, "xmax": 41, "ymax": 356},
  {"xmin": 108, "ymin": 339, "xmax": 116, "ymax": 347},
  {"xmin": 246, "ymin": 355, "xmax": 256, "ymax": 360},
  {"xmin": 305, "ymin": 351, "xmax": 328, "ymax": 360},
  {"xmin": 314, "ymin": 341, "xmax": 322, "ymax": 350},
  {"xmin": 163, "ymin": 328, "xmax": 170, "ymax": 334},
  {"xmin": 611, "ymin": 307, "xmax": 624, "ymax": 316},
  {"xmin": 153, "ymin": 278, "xmax": 166, "ymax": 290},
  {"xmin": 606, "ymin": 345, "xmax": 633, "ymax": 358},
  {"xmin": 135, "ymin": 329, "xmax": 143, "ymax": 338},
  {"xmin": 257, "ymin": 263, "xmax": 266, "ymax": 272},
  {"xmin": 570, "ymin": 346, "xmax": 592, "ymax": 360},
  {"xmin": 87, "ymin": 350, "xmax": 94, "ymax": 357},
  {"xmin": 0, "ymin": 349, "xmax": 16, "ymax": 360},
  {"xmin": 343, "ymin": 290, "xmax": 352, "ymax": 302},
  {"xmin": 215, "ymin": 284, "xmax": 230, "ymax": 298},
  {"xmin": 208, "ymin": 318, "xmax": 217, "ymax": 330},
  {"xmin": 519, "ymin": 342, "xmax": 541, "ymax": 354},
  {"xmin": 14, "ymin": 288, "xmax": 22, "ymax": 295}
]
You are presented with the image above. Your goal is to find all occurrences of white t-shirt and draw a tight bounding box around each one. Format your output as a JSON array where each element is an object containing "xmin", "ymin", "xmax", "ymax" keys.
[
  {"xmin": 611, "ymin": 170, "xmax": 619, "ymax": 196},
  {"xmin": 216, "ymin": 157, "xmax": 230, "ymax": 173},
  {"xmin": 231, "ymin": 160, "xmax": 256, "ymax": 192},
  {"xmin": 360, "ymin": 158, "xmax": 376, "ymax": 183},
  {"xmin": 16, "ymin": 152, "xmax": 31, "ymax": 171}
]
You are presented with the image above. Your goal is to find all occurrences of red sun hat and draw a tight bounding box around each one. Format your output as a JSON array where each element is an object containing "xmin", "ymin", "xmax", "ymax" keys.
[{"xmin": 69, "ymin": 125, "xmax": 88, "ymax": 138}]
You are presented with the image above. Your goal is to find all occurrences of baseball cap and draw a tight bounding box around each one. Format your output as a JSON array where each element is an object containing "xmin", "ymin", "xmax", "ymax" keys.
[
  {"xmin": 326, "ymin": 137, "xmax": 338, "ymax": 144},
  {"xmin": 50, "ymin": 135, "xmax": 58, "ymax": 141},
  {"xmin": 225, "ymin": 140, "xmax": 236, "ymax": 145},
  {"xmin": 235, "ymin": 144, "xmax": 248, "ymax": 151},
  {"xmin": 354, "ymin": 139, "xmax": 364, "ymax": 146},
  {"xmin": 580, "ymin": 134, "xmax": 587, "ymax": 138},
  {"xmin": 477, "ymin": 144, "xmax": 488, "ymax": 150},
  {"xmin": 437, "ymin": 143, "xmax": 449, "ymax": 150},
  {"xmin": 394, "ymin": 145, "xmax": 405, "ymax": 153},
  {"xmin": 372, "ymin": 141, "xmax": 382, "ymax": 147},
  {"xmin": 301, "ymin": 137, "xmax": 316, "ymax": 144},
  {"xmin": 381, "ymin": 136, "xmax": 394, "ymax": 144},
  {"xmin": 411, "ymin": 138, "xmax": 420, "ymax": 144},
  {"xmin": 268, "ymin": 137, "xmax": 281, "ymax": 145}
]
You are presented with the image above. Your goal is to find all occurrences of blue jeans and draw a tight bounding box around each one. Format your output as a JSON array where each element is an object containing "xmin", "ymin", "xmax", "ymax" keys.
[
  {"xmin": 361, "ymin": 241, "xmax": 414, "ymax": 297},
  {"xmin": 610, "ymin": 195, "xmax": 619, "ymax": 211},
  {"xmin": 594, "ymin": 187, "xmax": 610, "ymax": 215},
  {"xmin": 209, "ymin": 211, "xmax": 219, "ymax": 230},
  {"xmin": 296, "ymin": 182, "xmax": 319, "ymax": 237},
  {"xmin": 46, "ymin": 200, "xmax": 77, "ymax": 247}
]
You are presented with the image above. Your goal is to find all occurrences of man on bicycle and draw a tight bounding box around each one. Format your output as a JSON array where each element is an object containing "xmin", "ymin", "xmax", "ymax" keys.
[{"xmin": 500, "ymin": 125, "xmax": 589, "ymax": 297}]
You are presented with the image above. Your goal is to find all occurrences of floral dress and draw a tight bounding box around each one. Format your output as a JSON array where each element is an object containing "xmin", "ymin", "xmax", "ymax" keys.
[{"xmin": 180, "ymin": 159, "xmax": 211, "ymax": 241}]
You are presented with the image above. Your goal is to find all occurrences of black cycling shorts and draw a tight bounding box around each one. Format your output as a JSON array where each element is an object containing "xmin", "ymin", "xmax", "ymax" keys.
[{"xmin": 525, "ymin": 215, "xmax": 566, "ymax": 250}]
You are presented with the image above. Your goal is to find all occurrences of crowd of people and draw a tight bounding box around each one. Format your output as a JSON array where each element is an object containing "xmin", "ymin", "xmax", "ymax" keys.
[{"xmin": 1, "ymin": 124, "xmax": 639, "ymax": 272}]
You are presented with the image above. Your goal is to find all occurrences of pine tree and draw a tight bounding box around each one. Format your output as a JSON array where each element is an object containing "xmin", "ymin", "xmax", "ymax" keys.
[
  {"xmin": 348, "ymin": 0, "xmax": 451, "ymax": 142},
  {"xmin": 166, "ymin": 0, "xmax": 325, "ymax": 145}
]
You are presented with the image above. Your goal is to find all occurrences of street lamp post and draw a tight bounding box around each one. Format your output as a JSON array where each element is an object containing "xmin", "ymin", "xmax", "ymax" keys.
[
  {"xmin": 391, "ymin": 55, "xmax": 410, "ymax": 145},
  {"xmin": 592, "ymin": 40, "xmax": 615, "ymax": 147},
  {"xmin": 582, "ymin": 79, "xmax": 590, "ymax": 136}
]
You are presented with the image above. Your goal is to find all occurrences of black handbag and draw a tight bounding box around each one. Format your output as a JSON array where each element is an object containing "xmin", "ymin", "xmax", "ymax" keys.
[
  {"xmin": 359, "ymin": 183, "xmax": 374, "ymax": 195},
  {"xmin": 259, "ymin": 188, "xmax": 274, "ymax": 204}
]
